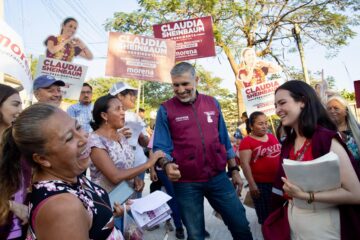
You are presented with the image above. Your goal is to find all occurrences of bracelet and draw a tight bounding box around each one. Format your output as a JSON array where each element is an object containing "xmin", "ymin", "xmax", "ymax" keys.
[
  {"xmin": 307, "ymin": 192, "xmax": 315, "ymax": 204},
  {"xmin": 228, "ymin": 166, "xmax": 240, "ymax": 173},
  {"xmin": 157, "ymin": 157, "xmax": 171, "ymax": 170},
  {"xmin": 163, "ymin": 161, "xmax": 172, "ymax": 171}
]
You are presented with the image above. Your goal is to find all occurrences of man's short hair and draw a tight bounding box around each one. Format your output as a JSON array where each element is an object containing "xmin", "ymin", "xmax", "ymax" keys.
[
  {"xmin": 138, "ymin": 108, "xmax": 145, "ymax": 113},
  {"xmin": 170, "ymin": 62, "xmax": 196, "ymax": 78},
  {"xmin": 83, "ymin": 82, "xmax": 93, "ymax": 91}
]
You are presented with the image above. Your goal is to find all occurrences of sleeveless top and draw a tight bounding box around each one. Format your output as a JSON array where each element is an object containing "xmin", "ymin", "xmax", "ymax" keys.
[{"xmin": 27, "ymin": 176, "xmax": 123, "ymax": 240}]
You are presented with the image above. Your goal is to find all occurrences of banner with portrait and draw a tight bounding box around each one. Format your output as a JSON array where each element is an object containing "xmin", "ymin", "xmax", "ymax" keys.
[
  {"xmin": 35, "ymin": 56, "xmax": 88, "ymax": 100},
  {"xmin": 105, "ymin": 33, "xmax": 176, "ymax": 83},
  {"xmin": 241, "ymin": 79, "xmax": 285, "ymax": 116},
  {"xmin": 153, "ymin": 16, "xmax": 216, "ymax": 61},
  {"xmin": 0, "ymin": 20, "xmax": 32, "ymax": 94}
]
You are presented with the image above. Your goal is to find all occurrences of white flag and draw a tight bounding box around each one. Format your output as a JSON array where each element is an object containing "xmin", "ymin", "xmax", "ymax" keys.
[{"xmin": 0, "ymin": 20, "xmax": 32, "ymax": 94}]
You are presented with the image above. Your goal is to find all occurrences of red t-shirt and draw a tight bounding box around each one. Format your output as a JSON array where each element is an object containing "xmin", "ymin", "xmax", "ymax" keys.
[
  {"xmin": 288, "ymin": 139, "xmax": 314, "ymax": 161},
  {"xmin": 239, "ymin": 133, "xmax": 281, "ymax": 183}
]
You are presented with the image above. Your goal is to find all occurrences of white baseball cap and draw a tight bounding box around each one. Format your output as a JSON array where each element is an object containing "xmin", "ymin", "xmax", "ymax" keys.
[{"xmin": 109, "ymin": 82, "xmax": 138, "ymax": 96}]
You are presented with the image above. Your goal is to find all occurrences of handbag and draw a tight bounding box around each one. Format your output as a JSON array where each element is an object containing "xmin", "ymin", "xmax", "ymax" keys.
[{"xmin": 262, "ymin": 202, "xmax": 290, "ymax": 240}]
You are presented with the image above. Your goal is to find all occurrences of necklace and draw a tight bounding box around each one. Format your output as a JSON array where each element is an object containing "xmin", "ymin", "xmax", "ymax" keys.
[{"xmin": 293, "ymin": 139, "xmax": 311, "ymax": 161}]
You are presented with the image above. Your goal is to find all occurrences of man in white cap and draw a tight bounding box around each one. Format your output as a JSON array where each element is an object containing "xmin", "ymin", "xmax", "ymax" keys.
[
  {"xmin": 109, "ymin": 82, "xmax": 149, "ymax": 197},
  {"xmin": 33, "ymin": 75, "xmax": 65, "ymax": 107}
]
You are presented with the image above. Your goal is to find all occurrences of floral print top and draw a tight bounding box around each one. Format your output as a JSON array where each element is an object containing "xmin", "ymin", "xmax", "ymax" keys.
[
  {"xmin": 45, "ymin": 35, "xmax": 82, "ymax": 62},
  {"xmin": 88, "ymin": 132, "xmax": 135, "ymax": 192},
  {"xmin": 27, "ymin": 176, "xmax": 124, "ymax": 240},
  {"xmin": 342, "ymin": 130, "xmax": 360, "ymax": 162}
]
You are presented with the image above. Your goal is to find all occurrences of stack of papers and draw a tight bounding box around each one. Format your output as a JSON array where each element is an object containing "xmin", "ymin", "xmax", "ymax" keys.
[
  {"xmin": 131, "ymin": 190, "xmax": 172, "ymax": 229},
  {"xmin": 283, "ymin": 151, "xmax": 341, "ymax": 209}
]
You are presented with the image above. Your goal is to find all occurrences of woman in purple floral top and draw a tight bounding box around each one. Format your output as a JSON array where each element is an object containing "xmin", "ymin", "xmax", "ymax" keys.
[
  {"xmin": 88, "ymin": 95, "xmax": 163, "ymax": 193},
  {"xmin": 0, "ymin": 103, "xmax": 125, "ymax": 239}
]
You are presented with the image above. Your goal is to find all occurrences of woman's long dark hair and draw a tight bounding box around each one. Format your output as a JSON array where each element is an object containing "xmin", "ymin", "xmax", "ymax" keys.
[
  {"xmin": 275, "ymin": 80, "xmax": 336, "ymax": 143},
  {"xmin": 90, "ymin": 94, "xmax": 117, "ymax": 131}
]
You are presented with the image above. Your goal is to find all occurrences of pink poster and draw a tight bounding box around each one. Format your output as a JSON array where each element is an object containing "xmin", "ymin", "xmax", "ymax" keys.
[
  {"xmin": 105, "ymin": 33, "xmax": 176, "ymax": 83},
  {"xmin": 153, "ymin": 16, "xmax": 216, "ymax": 61}
]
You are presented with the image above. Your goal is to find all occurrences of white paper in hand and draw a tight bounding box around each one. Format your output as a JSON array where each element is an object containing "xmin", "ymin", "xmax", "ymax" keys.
[
  {"xmin": 283, "ymin": 151, "xmax": 341, "ymax": 209},
  {"xmin": 124, "ymin": 121, "xmax": 143, "ymax": 146}
]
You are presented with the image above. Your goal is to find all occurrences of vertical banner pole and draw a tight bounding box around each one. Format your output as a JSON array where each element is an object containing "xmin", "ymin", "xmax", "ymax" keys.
[
  {"xmin": 136, "ymin": 81, "xmax": 141, "ymax": 113},
  {"xmin": 269, "ymin": 116, "xmax": 276, "ymax": 135}
]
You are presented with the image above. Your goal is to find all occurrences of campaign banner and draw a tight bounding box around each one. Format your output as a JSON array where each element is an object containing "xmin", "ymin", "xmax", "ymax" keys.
[
  {"xmin": 153, "ymin": 16, "xmax": 216, "ymax": 61},
  {"xmin": 35, "ymin": 56, "xmax": 88, "ymax": 100},
  {"xmin": 354, "ymin": 80, "xmax": 360, "ymax": 108},
  {"xmin": 0, "ymin": 20, "xmax": 32, "ymax": 94},
  {"xmin": 241, "ymin": 79, "xmax": 284, "ymax": 116},
  {"xmin": 105, "ymin": 33, "xmax": 176, "ymax": 83}
]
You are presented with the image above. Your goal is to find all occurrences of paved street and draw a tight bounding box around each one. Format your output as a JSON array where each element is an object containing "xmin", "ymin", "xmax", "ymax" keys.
[{"xmin": 141, "ymin": 174, "xmax": 263, "ymax": 240}]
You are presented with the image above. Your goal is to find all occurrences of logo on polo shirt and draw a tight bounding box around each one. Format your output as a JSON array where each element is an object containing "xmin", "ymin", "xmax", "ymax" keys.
[
  {"xmin": 204, "ymin": 111, "xmax": 215, "ymax": 123},
  {"xmin": 175, "ymin": 116, "xmax": 189, "ymax": 122}
]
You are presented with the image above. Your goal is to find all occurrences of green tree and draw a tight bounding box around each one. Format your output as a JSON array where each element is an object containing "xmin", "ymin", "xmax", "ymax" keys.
[
  {"xmin": 340, "ymin": 89, "xmax": 355, "ymax": 102},
  {"xmin": 106, "ymin": 0, "xmax": 360, "ymax": 117}
]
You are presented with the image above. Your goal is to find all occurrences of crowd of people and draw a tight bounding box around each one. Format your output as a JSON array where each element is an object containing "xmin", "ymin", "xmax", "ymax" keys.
[{"xmin": 1, "ymin": 58, "xmax": 360, "ymax": 240}]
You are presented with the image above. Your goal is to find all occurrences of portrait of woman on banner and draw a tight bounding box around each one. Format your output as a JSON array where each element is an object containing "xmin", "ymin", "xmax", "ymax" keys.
[
  {"xmin": 236, "ymin": 47, "xmax": 281, "ymax": 88},
  {"xmin": 44, "ymin": 17, "xmax": 93, "ymax": 62}
]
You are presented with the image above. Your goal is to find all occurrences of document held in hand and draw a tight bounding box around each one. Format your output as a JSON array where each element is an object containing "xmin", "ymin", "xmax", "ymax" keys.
[
  {"xmin": 130, "ymin": 190, "xmax": 172, "ymax": 229},
  {"xmin": 282, "ymin": 151, "xmax": 341, "ymax": 209}
]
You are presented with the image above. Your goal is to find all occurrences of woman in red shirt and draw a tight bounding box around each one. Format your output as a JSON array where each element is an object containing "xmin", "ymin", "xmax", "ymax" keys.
[
  {"xmin": 273, "ymin": 80, "xmax": 360, "ymax": 239},
  {"xmin": 239, "ymin": 111, "xmax": 281, "ymax": 224}
]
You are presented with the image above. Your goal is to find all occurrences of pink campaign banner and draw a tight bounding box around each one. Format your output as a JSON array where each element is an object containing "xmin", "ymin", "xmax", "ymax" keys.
[
  {"xmin": 105, "ymin": 33, "xmax": 176, "ymax": 83},
  {"xmin": 354, "ymin": 80, "xmax": 360, "ymax": 108},
  {"xmin": 153, "ymin": 16, "xmax": 216, "ymax": 61}
]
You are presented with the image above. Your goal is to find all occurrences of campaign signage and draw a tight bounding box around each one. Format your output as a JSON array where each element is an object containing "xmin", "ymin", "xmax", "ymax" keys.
[
  {"xmin": 153, "ymin": 16, "xmax": 216, "ymax": 61},
  {"xmin": 0, "ymin": 20, "xmax": 32, "ymax": 94},
  {"xmin": 35, "ymin": 56, "xmax": 88, "ymax": 100},
  {"xmin": 241, "ymin": 79, "xmax": 285, "ymax": 116},
  {"xmin": 354, "ymin": 80, "xmax": 360, "ymax": 108},
  {"xmin": 105, "ymin": 33, "xmax": 176, "ymax": 83}
]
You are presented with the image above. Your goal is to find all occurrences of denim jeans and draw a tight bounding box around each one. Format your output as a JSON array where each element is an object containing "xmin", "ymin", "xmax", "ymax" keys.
[
  {"xmin": 174, "ymin": 171, "xmax": 253, "ymax": 240},
  {"xmin": 156, "ymin": 169, "xmax": 183, "ymax": 229}
]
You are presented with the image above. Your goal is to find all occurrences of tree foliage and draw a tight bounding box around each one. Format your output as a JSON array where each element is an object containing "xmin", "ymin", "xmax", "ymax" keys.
[
  {"xmin": 105, "ymin": 0, "xmax": 360, "ymax": 118},
  {"xmin": 106, "ymin": 0, "xmax": 360, "ymax": 75}
]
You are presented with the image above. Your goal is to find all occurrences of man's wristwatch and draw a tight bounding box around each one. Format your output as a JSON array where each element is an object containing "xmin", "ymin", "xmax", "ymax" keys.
[{"xmin": 228, "ymin": 166, "xmax": 240, "ymax": 173}]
